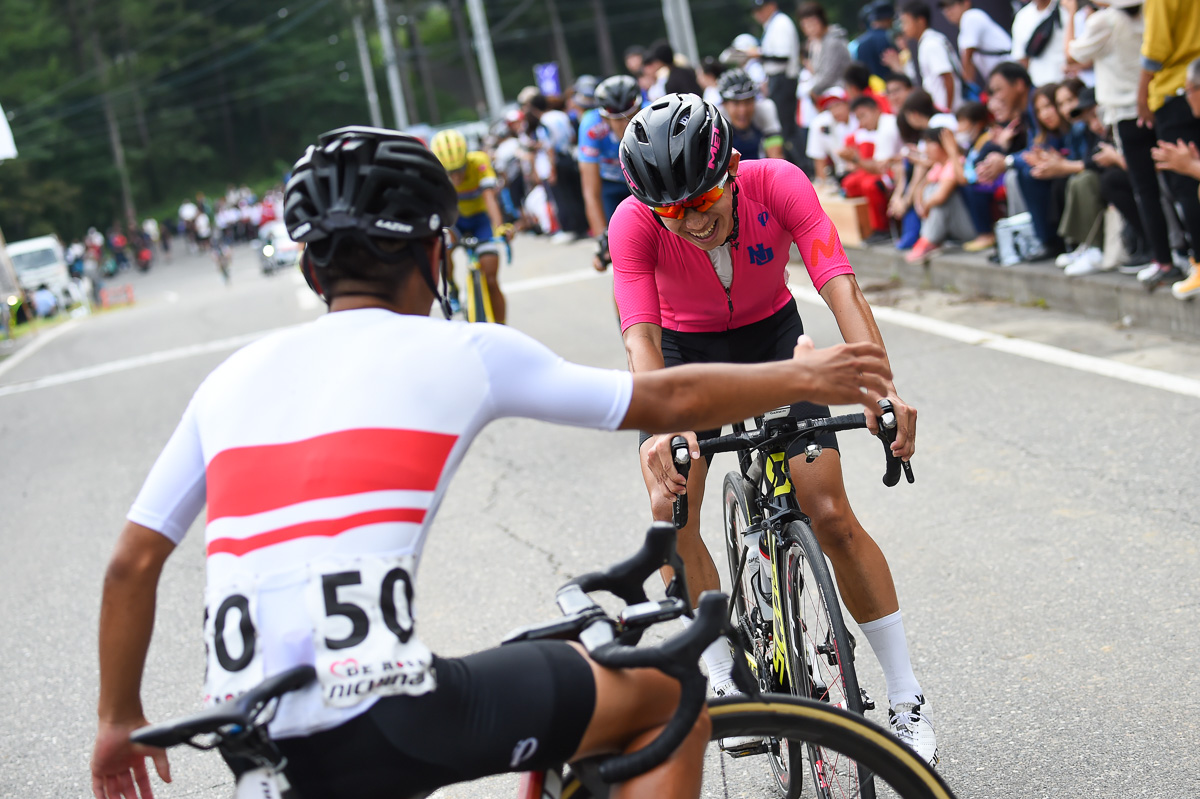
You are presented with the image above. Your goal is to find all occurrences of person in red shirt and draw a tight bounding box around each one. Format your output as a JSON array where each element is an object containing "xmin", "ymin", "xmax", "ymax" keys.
[
  {"xmin": 842, "ymin": 61, "xmax": 893, "ymax": 114},
  {"xmin": 839, "ymin": 96, "xmax": 904, "ymax": 239}
]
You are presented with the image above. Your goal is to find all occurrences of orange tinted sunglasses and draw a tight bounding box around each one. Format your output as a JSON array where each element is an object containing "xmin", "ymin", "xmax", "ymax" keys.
[{"xmin": 651, "ymin": 174, "xmax": 730, "ymax": 219}]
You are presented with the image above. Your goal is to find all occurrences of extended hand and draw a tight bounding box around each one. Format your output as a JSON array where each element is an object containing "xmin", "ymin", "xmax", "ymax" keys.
[
  {"xmin": 975, "ymin": 152, "xmax": 1006, "ymax": 184},
  {"xmin": 865, "ymin": 392, "xmax": 918, "ymax": 461},
  {"xmin": 791, "ymin": 335, "xmax": 892, "ymax": 410},
  {"xmin": 91, "ymin": 719, "xmax": 171, "ymax": 799}
]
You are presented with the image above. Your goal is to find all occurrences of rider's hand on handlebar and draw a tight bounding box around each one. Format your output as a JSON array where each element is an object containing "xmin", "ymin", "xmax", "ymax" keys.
[
  {"xmin": 865, "ymin": 392, "xmax": 918, "ymax": 462},
  {"xmin": 791, "ymin": 335, "xmax": 893, "ymax": 411},
  {"xmin": 91, "ymin": 717, "xmax": 172, "ymax": 799},
  {"xmin": 641, "ymin": 432, "xmax": 699, "ymax": 502}
]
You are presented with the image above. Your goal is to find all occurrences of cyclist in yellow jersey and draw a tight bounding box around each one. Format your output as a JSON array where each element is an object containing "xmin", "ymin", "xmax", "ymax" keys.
[{"xmin": 432, "ymin": 129, "xmax": 512, "ymax": 323}]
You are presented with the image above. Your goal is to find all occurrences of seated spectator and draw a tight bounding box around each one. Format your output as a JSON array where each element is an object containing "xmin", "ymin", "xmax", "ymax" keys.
[
  {"xmin": 897, "ymin": 89, "xmax": 959, "ymax": 145},
  {"xmin": 1151, "ymin": 56, "xmax": 1200, "ymax": 300},
  {"xmin": 890, "ymin": 1, "xmax": 963, "ymax": 113},
  {"xmin": 842, "ymin": 60, "xmax": 893, "ymax": 112},
  {"xmin": 955, "ymin": 101, "xmax": 1002, "ymax": 251},
  {"xmin": 806, "ymin": 88, "xmax": 856, "ymax": 181},
  {"xmin": 975, "ymin": 62, "xmax": 1056, "ymax": 260},
  {"xmin": 1020, "ymin": 83, "xmax": 1074, "ymax": 253},
  {"xmin": 32, "ymin": 284, "xmax": 58, "ymax": 318},
  {"xmin": 907, "ymin": 128, "xmax": 977, "ymax": 261},
  {"xmin": 937, "ymin": 0, "xmax": 1012, "ymax": 100},
  {"xmin": 885, "ymin": 72, "xmax": 914, "ymax": 113},
  {"xmin": 840, "ymin": 96, "xmax": 902, "ymax": 239},
  {"xmin": 717, "ymin": 68, "xmax": 785, "ymax": 160}
]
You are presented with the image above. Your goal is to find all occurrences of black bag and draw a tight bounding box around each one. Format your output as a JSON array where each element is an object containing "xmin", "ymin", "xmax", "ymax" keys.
[{"xmin": 1024, "ymin": 3, "xmax": 1060, "ymax": 59}]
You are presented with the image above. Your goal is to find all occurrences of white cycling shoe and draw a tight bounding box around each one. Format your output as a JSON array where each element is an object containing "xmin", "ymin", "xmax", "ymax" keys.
[
  {"xmin": 713, "ymin": 679, "xmax": 763, "ymax": 752},
  {"xmin": 888, "ymin": 695, "xmax": 939, "ymax": 768}
]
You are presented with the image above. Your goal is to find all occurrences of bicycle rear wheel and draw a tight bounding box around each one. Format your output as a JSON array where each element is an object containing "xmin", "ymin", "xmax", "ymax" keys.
[
  {"xmin": 722, "ymin": 474, "xmax": 805, "ymax": 798},
  {"xmin": 465, "ymin": 265, "xmax": 495, "ymax": 323},
  {"xmin": 780, "ymin": 520, "xmax": 874, "ymax": 798}
]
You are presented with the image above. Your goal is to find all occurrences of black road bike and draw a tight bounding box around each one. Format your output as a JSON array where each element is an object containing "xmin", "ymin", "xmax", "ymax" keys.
[{"xmin": 670, "ymin": 399, "xmax": 914, "ymax": 799}]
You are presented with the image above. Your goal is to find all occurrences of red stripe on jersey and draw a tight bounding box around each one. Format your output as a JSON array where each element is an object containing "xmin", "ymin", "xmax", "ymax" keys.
[
  {"xmin": 207, "ymin": 507, "xmax": 426, "ymax": 557},
  {"xmin": 206, "ymin": 428, "xmax": 457, "ymax": 521}
]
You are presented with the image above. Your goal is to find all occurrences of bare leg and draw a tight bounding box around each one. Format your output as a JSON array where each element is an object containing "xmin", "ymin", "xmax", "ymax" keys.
[
  {"xmin": 787, "ymin": 450, "xmax": 898, "ymax": 623},
  {"xmin": 571, "ymin": 643, "xmax": 709, "ymax": 799}
]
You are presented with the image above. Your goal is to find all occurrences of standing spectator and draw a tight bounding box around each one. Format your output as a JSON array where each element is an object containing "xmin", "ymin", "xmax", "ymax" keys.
[
  {"xmin": 907, "ymin": 128, "xmax": 977, "ymax": 260},
  {"xmin": 797, "ymin": 3, "xmax": 853, "ymax": 103},
  {"xmin": 892, "ymin": 1, "xmax": 963, "ymax": 113},
  {"xmin": 698, "ymin": 57, "xmax": 726, "ymax": 106},
  {"xmin": 719, "ymin": 34, "xmax": 769, "ymax": 89},
  {"xmin": 752, "ymin": 0, "xmax": 802, "ymax": 157},
  {"xmin": 1011, "ymin": 0, "xmax": 1070, "ymax": 89},
  {"xmin": 1138, "ymin": 0, "xmax": 1200, "ymax": 292},
  {"xmin": 938, "ymin": 0, "xmax": 1013, "ymax": 97},
  {"xmin": 568, "ymin": 75, "xmax": 599, "ymax": 131},
  {"xmin": 851, "ymin": 2, "xmax": 898, "ymax": 81},
  {"xmin": 840, "ymin": 96, "xmax": 903, "ymax": 239},
  {"xmin": 642, "ymin": 40, "xmax": 702, "ymax": 101},
  {"xmin": 806, "ymin": 88, "xmax": 856, "ymax": 180},
  {"xmin": 524, "ymin": 92, "xmax": 588, "ymax": 242},
  {"xmin": 1151, "ymin": 57, "xmax": 1200, "ymax": 298},
  {"xmin": 717, "ymin": 69, "xmax": 786, "ymax": 160}
]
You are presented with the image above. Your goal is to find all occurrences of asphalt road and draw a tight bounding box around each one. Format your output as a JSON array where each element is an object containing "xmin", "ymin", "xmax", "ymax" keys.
[{"xmin": 1, "ymin": 236, "xmax": 1198, "ymax": 799}]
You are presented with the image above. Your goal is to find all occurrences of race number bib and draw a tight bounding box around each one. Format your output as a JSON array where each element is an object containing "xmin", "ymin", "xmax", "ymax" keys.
[
  {"xmin": 202, "ymin": 581, "xmax": 265, "ymax": 706},
  {"xmin": 305, "ymin": 554, "xmax": 435, "ymax": 708}
]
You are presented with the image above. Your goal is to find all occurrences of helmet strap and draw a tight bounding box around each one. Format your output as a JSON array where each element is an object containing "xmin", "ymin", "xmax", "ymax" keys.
[{"xmin": 722, "ymin": 177, "xmax": 741, "ymax": 249}]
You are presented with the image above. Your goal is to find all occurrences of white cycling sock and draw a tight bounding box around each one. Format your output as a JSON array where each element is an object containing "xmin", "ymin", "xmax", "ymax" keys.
[
  {"xmin": 858, "ymin": 609, "xmax": 922, "ymax": 708},
  {"xmin": 680, "ymin": 616, "xmax": 735, "ymax": 686}
]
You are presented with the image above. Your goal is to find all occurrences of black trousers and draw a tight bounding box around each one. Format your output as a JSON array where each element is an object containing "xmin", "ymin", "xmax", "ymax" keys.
[
  {"xmin": 1117, "ymin": 118, "xmax": 1174, "ymax": 264},
  {"xmin": 767, "ymin": 73, "xmax": 799, "ymax": 161},
  {"xmin": 1099, "ymin": 165, "xmax": 1145, "ymax": 247},
  {"xmin": 1155, "ymin": 95, "xmax": 1200, "ymax": 258}
]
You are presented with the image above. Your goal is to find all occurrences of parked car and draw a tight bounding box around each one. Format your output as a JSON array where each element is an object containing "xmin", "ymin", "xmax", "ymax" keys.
[
  {"xmin": 257, "ymin": 220, "xmax": 303, "ymax": 275},
  {"xmin": 5, "ymin": 234, "xmax": 80, "ymax": 309}
]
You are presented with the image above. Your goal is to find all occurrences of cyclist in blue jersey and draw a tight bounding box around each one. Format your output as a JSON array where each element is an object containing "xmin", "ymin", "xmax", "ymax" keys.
[{"xmin": 581, "ymin": 75, "xmax": 643, "ymax": 271}]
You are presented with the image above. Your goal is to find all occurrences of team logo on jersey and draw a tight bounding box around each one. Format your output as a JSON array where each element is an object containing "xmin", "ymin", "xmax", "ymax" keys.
[
  {"xmin": 510, "ymin": 737, "xmax": 539, "ymax": 767},
  {"xmin": 758, "ymin": 211, "xmax": 769, "ymax": 227},
  {"xmin": 748, "ymin": 243, "xmax": 774, "ymax": 265}
]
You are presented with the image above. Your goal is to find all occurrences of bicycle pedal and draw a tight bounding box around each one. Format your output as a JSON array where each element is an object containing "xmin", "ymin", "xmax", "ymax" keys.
[
  {"xmin": 720, "ymin": 741, "xmax": 769, "ymax": 758},
  {"xmin": 860, "ymin": 687, "xmax": 875, "ymax": 712}
]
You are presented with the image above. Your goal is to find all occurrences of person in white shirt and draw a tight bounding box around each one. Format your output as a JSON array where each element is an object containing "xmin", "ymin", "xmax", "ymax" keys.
[
  {"xmin": 719, "ymin": 33, "xmax": 769, "ymax": 90},
  {"xmin": 897, "ymin": 1, "xmax": 963, "ymax": 112},
  {"xmin": 753, "ymin": 0, "xmax": 802, "ymax": 157},
  {"xmin": 937, "ymin": 0, "xmax": 1013, "ymax": 92},
  {"xmin": 1010, "ymin": 0, "xmax": 1070, "ymax": 88},
  {"xmin": 805, "ymin": 88, "xmax": 858, "ymax": 179},
  {"xmin": 840, "ymin": 96, "xmax": 903, "ymax": 236}
]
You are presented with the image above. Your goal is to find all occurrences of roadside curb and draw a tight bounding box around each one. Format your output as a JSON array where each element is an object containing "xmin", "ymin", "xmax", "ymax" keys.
[{"xmin": 839, "ymin": 243, "xmax": 1200, "ymax": 341}]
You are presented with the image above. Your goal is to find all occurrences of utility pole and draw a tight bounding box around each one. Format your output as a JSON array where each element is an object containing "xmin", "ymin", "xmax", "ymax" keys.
[
  {"xmin": 372, "ymin": 0, "xmax": 409, "ymax": 128},
  {"xmin": 406, "ymin": 1, "xmax": 440, "ymax": 124},
  {"xmin": 465, "ymin": 0, "xmax": 504, "ymax": 118},
  {"xmin": 85, "ymin": 22, "xmax": 137, "ymax": 227},
  {"xmin": 591, "ymin": 0, "xmax": 617, "ymax": 77},
  {"xmin": 448, "ymin": 0, "xmax": 486, "ymax": 118},
  {"xmin": 544, "ymin": 0, "xmax": 574, "ymax": 90},
  {"xmin": 661, "ymin": 0, "xmax": 699, "ymax": 67},
  {"xmin": 352, "ymin": 14, "xmax": 384, "ymax": 127}
]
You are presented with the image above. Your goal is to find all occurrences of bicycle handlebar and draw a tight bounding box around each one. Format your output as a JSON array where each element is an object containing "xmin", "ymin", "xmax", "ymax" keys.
[{"xmin": 693, "ymin": 400, "xmax": 915, "ymax": 487}]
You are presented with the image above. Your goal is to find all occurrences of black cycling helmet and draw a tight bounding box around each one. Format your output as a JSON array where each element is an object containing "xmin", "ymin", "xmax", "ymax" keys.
[
  {"xmin": 619, "ymin": 93, "xmax": 732, "ymax": 207},
  {"xmin": 284, "ymin": 126, "xmax": 459, "ymax": 310},
  {"xmin": 595, "ymin": 75, "xmax": 643, "ymax": 118},
  {"xmin": 285, "ymin": 126, "xmax": 459, "ymax": 267},
  {"xmin": 717, "ymin": 68, "xmax": 758, "ymax": 102}
]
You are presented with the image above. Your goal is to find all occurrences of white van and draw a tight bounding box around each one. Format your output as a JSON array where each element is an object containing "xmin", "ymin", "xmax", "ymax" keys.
[{"xmin": 5, "ymin": 235, "xmax": 76, "ymax": 308}]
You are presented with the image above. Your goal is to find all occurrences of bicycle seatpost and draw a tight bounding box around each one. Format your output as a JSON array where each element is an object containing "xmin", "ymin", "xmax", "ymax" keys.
[{"xmin": 670, "ymin": 436, "xmax": 691, "ymax": 529}]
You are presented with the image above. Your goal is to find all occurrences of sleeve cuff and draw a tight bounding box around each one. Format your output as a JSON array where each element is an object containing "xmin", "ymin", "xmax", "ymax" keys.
[{"xmin": 1141, "ymin": 56, "xmax": 1163, "ymax": 73}]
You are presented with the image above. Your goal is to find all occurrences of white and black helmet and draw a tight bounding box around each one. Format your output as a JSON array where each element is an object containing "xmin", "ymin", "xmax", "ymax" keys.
[
  {"xmin": 717, "ymin": 68, "xmax": 758, "ymax": 102},
  {"xmin": 618, "ymin": 94, "xmax": 733, "ymax": 207}
]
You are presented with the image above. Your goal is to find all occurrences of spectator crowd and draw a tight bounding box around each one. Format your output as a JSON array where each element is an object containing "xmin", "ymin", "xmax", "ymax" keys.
[{"xmin": 468, "ymin": 0, "xmax": 1200, "ymax": 302}]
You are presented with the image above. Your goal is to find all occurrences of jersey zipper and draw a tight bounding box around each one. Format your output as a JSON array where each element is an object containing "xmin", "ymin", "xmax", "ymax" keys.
[{"xmin": 707, "ymin": 248, "xmax": 735, "ymax": 330}]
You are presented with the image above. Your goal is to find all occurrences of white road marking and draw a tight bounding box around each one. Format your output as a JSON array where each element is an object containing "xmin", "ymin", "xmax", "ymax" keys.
[
  {"xmin": 0, "ymin": 319, "xmax": 82, "ymax": 380},
  {"xmin": 790, "ymin": 286, "xmax": 1200, "ymax": 400},
  {"xmin": 0, "ymin": 327, "xmax": 292, "ymax": 398}
]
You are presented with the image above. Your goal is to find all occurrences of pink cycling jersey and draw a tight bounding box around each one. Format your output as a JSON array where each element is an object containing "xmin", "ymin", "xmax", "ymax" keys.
[{"xmin": 610, "ymin": 158, "xmax": 855, "ymax": 333}]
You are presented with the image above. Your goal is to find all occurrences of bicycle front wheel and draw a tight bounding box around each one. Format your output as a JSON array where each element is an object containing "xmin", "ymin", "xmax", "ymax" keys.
[
  {"xmin": 465, "ymin": 265, "xmax": 496, "ymax": 323},
  {"xmin": 709, "ymin": 695, "xmax": 953, "ymax": 799},
  {"xmin": 780, "ymin": 520, "xmax": 874, "ymax": 798}
]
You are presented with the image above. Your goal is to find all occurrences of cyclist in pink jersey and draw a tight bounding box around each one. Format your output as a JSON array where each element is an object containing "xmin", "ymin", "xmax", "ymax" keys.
[{"xmin": 611, "ymin": 94, "xmax": 937, "ymax": 766}]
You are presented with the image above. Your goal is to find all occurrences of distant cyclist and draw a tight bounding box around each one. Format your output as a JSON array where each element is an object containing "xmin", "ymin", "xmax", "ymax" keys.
[
  {"xmin": 715, "ymin": 68, "xmax": 786, "ymax": 160},
  {"xmin": 89, "ymin": 126, "xmax": 894, "ymax": 799},
  {"xmin": 431, "ymin": 128, "xmax": 512, "ymax": 322},
  {"xmin": 611, "ymin": 94, "xmax": 938, "ymax": 766},
  {"xmin": 579, "ymin": 75, "xmax": 643, "ymax": 271}
]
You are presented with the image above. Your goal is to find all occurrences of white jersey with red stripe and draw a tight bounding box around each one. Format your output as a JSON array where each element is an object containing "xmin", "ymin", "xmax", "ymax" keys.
[{"xmin": 127, "ymin": 308, "xmax": 632, "ymax": 738}]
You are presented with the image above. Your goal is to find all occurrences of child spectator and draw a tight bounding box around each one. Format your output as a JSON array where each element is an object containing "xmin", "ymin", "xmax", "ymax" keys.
[
  {"xmin": 841, "ymin": 96, "xmax": 902, "ymax": 240},
  {"xmin": 907, "ymin": 128, "xmax": 977, "ymax": 261}
]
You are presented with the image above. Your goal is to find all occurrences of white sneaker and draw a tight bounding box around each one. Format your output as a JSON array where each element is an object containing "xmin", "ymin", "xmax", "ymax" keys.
[
  {"xmin": 1063, "ymin": 247, "xmax": 1104, "ymax": 276},
  {"xmin": 713, "ymin": 679, "xmax": 763, "ymax": 751},
  {"xmin": 1055, "ymin": 245, "xmax": 1086, "ymax": 268},
  {"xmin": 1137, "ymin": 261, "xmax": 1163, "ymax": 283},
  {"xmin": 888, "ymin": 696, "xmax": 939, "ymax": 768},
  {"xmin": 550, "ymin": 231, "xmax": 575, "ymax": 244}
]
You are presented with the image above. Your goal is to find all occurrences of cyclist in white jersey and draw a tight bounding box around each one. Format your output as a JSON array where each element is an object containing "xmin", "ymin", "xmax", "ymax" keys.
[{"xmin": 89, "ymin": 127, "xmax": 894, "ymax": 799}]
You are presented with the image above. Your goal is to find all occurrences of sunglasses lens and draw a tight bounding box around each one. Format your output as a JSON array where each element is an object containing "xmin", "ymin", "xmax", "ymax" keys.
[{"xmin": 652, "ymin": 205, "xmax": 684, "ymax": 219}]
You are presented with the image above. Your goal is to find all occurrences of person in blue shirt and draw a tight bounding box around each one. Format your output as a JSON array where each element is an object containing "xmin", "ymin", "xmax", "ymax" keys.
[
  {"xmin": 851, "ymin": 2, "xmax": 898, "ymax": 81},
  {"xmin": 580, "ymin": 75, "xmax": 643, "ymax": 270}
]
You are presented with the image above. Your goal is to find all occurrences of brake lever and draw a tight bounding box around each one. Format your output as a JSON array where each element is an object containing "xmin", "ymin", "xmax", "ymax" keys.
[
  {"xmin": 876, "ymin": 400, "xmax": 915, "ymax": 486},
  {"xmin": 670, "ymin": 436, "xmax": 691, "ymax": 529}
]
